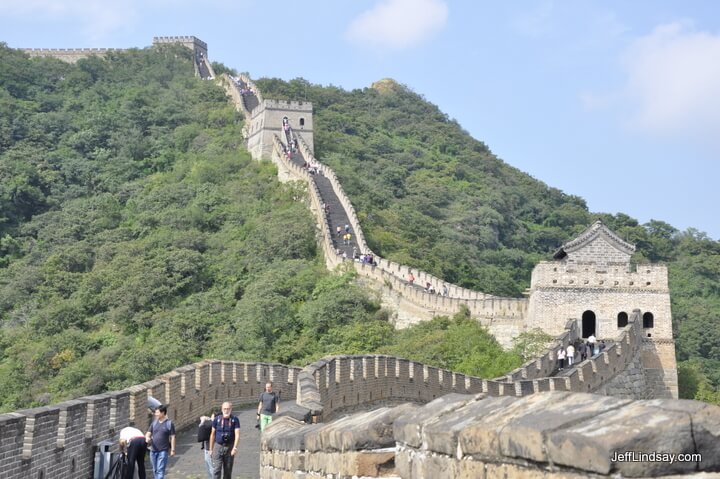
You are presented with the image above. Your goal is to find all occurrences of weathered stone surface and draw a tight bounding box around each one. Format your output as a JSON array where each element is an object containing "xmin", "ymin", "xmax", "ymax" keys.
[
  {"xmin": 424, "ymin": 396, "xmax": 517, "ymax": 457},
  {"xmin": 456, "ymin": 458, "xmax": 487, "ymax": 479},
  {"xmin": 339, "ymin": 450, "xmax": 395, "ymax": 477},
  {"xmin": 394, "ymin": 393, "xmax": 481, "ymax": 448},
  {"xmin": 276, "ymin": 403, "xmax": 312, "ymax": 423},
  {"xmin": 458, "ymin": 393, "xmax": 557, "ymax": 458},
  {"xmin": 499, "ymin": 391, "xmax": 632, "ymax": 462},
  {"xmin": 545, "ymin": 400, "xmax": 697, "ymax": 476},
  {"xmin": 640, "ymin": 398, "xmax": 720, "ymax": 469},
  {"xmin": 422, "ymin": 452, "xmax": 459, "ymax": 479},
  {"xmin": 306, "ymin": 403, "xmax": 416, "ymax": 452},
  {"xmin": 262, "ymin": 416, "xmax": 322, "ymax": 452}
]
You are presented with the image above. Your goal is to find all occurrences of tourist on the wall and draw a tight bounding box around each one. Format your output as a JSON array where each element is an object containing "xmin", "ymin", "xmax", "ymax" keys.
[
  {"xmin": 119, "ymin": 425, "xmax": 147, "ymax": 479},
  {"xmin": 557, "ymin": 348, "xmax": 566, "ymax": 370},
  {"xmin": 209, "ymin": 402, "xmax": 240, "ymax": 479},
  {"xmin": 566, "ymin": 343, "xmax": 575, "ymax": 366},
  {"xmin": 257, "ymin": 382, "xmax": 280, "ymax": 432},
  {"xmin": 198, "ymin": 409, "xmax": 218, "ymax": 479},
  {"xmin": 145, "ymin": 404, "xmax": 176, "ymax": 479},
  {"xmin": 578, "ymin": 341, "xmax": 587, "ymax": 362}
]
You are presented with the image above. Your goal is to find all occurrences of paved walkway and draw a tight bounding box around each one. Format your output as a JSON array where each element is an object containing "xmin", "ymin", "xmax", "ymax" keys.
[{"xmin": 139, "ymin": 403, "xmax": 292, "ymax": 479}]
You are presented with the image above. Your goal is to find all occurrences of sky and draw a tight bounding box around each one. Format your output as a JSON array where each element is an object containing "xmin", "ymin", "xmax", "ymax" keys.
[{"xmin": 2, "ymin": 0, "xmax": 719, "ymax": 240}]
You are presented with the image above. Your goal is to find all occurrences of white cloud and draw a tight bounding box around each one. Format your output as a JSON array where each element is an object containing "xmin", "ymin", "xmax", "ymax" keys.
[
  {"xmin": 345, "ymin": 0, "xmax": 448, "ymax": 51},
  {"xmin": 621, "ymin": 22, "xmax": 720, "ymax": 142}
]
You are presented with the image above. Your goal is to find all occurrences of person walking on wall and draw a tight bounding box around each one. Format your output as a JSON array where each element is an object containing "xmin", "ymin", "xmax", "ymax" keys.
[
  {"xmin": 557, "ymin": 347, "xmax": 566, "ymax": 370},
  {"xmin": 145, "ymin": 404, "xmax": 176, "ymax": 479},
  {"xmin": 198, "ymin": 409, "xmax": 218, "ymax": 479},
  {"xmin": 210, "ymin": 401, "xmax": 240, "ymax": 479},
  {"xmin": 566, "ymin": 343, "xmax": 575, "ymax": 366},
  {"xmin": 257, "ymin": 381, "xmax": 280, "ymax": 432},
  {"xmin": 119, "ymin": 425, "xmax": 147, "ymax": 479}
]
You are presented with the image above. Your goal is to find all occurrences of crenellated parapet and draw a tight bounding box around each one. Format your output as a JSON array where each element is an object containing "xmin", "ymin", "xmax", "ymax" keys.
[
  {"xmin": 0, "ymin": 360, "xmax": 300, "ymax": 479},
  {"xmin": 20, "ymin": 47, "xmax": 123, "ymax": 63},
  {"xmin": 0, "ymin": 308, "xmax": 649, "ymax": 479},
  {"xmin": 261, "ymin": 390, "xmax": 720, "ymax": 479},
  {"xmin": 152, "ymin": 36, "xmax": 207, "ymax": 55}
]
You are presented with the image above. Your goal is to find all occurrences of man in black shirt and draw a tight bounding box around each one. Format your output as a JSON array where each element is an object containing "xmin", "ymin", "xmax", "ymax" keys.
[{"xmin": 257, "ymin": 382, "xmax": 280, "ymax": 432}]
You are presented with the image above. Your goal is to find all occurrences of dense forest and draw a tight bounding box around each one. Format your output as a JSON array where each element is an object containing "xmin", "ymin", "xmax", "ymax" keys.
[
  {"xmin": 0, "ymin": 45, "xmax": 525, "ymax": 412},
  {"xmin": 0, "ymin": 44, "xmax": 718, "ymax": 412},
  {"xmin": 255, "ymin": 77, "xmax": 720, "ymax": 403}
]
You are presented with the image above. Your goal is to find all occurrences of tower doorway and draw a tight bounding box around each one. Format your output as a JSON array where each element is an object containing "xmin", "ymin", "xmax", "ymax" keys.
[{"xmin": 582, "ymin": 310, "xmax": 597, "ymax": 338}]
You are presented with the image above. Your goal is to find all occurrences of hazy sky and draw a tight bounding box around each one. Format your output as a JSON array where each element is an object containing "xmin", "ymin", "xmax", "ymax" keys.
[{"xmin": 2, "ymin": 1, "xmax": 719, "ymax": 239}]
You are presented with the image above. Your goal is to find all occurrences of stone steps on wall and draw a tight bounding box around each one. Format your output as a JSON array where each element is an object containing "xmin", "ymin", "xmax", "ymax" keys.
[{"xmin": 285, "ymin": 135, "xmax": 361, "ymax": 258}]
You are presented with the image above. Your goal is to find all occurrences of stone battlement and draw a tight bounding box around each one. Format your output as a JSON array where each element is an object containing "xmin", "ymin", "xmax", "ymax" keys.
[
  {"xmin": 0, "ymin": 311, "xmax": 646, "ymax": 478},
  {"xmin": 152, "ymin": 35, "xmax": 207, "ymax": 51},
  {"xmin": 261, "ymin": 391, "xmax": 720, "ymax": 478},
  {"xmin": 263, "ymin": 99, "xmax": 314, "ymax": 112},
  {"xmin": 531, "ymin": 261, "xmax": 669, "ymax": 291},
  {"xmin": 20, "ymin": 48, "xmax": 123, "ymax": 63},
  {"xmin": 0, "ymin": 360, "xmax": 300, "ymax": 479}
]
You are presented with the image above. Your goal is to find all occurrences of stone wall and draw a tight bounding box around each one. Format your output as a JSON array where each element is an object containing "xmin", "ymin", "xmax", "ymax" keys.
[
  {"xmin": 292, "ymin": 313, "xmax": 644, "ymax": 424},
  {"xmin": 152, "ymin": 36, "xmax": 208, "ymax": 57},
  {"xmin": 0, "ymin": 309, "xmax": 646, "ymax": 479},
  {"xmin": 262, "ymin": 391, "xmax": 720, "ymax": 478},
  {"xmin": 528, "ymin": 261, "xmax": 672, "ymax": 339},
  {"xmin": 20, "ymin": 48, "xmax": 122, "ymax": 63},
  {"xmin": 225, "ymin": 73, "xmax": 678, "ymax": 398},
  {"xmin": 0, "ymin": 360, "xmax": 300, "ymax": 479}
]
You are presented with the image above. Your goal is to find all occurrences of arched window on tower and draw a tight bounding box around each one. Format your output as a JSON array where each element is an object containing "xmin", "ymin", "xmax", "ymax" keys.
[
  {"xmin": 643, "ymin": 312, "xmax": 654, "ymax": 329},
  {"xmin": 299, "ymin": 118, "xmax": 305, "ymax": 129},
  {"xmin": 617, "ymin": 311, "xmax": 628, "ymax": 328}
]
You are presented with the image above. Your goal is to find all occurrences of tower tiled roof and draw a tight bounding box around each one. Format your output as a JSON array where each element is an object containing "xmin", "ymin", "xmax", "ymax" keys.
[{"xmin": 553, "ymin": 220, "xmax": 635, "ymax": 260}]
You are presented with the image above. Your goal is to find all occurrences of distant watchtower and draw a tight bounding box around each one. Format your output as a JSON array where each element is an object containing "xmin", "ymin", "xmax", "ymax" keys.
[
  {"xmin": 527, "ymin": 221, "xmax": 678, "ymax": 398},
  {"xmin": 152, "ymin": 36, "xmax": 208, "ymax": 58},
  {"xmin": 152, "ymin": 36, "xmax": 214, "ymax": 79},
  {"xmin": 246, "ymin": 99, "xmax": 315, "ymax": 160}
]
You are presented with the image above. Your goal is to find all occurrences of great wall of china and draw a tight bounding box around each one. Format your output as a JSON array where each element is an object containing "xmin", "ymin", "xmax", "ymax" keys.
[{"xmin": 1, "ymin": 38, "xmax": 712, "ymax": 479}]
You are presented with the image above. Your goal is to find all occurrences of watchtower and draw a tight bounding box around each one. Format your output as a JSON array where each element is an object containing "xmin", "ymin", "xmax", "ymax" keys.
[
  {"xmin": 527, "ymin": 221, "xmax": 678, "ymax": 397},
  {"xmin": 152, "ymin": 36, "xmax": 208, "ymax": 58},
  {"xmin": 246, "ymin": 99, "xmax": 315, "ymax": 160}
]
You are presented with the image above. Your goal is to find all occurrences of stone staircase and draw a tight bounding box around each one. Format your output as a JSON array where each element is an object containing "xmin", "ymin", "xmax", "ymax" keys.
[{"xmin": 281, "ymin": 124, "xmax": 361, "ymax": 259}]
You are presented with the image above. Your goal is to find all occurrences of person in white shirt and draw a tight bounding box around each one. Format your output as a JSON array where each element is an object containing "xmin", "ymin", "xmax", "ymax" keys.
[
  {"xmin": 119, "ymin": 426, "xmax": 147, "ymax": 479},
  {"xmin": 566, "ymin": 344, "xmax": 576, "ymax": 366}
]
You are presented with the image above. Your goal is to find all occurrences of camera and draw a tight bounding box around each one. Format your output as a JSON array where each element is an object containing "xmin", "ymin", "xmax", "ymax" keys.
[{"xmin": 221, "ymin": 433, "xmax": 230, "ymax": 445}]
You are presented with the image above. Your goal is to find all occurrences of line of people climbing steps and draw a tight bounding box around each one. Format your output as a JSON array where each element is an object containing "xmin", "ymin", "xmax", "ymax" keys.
[
  {"xmin": 557, "ymin": 334, "xmax": 608, "ymax": 371},
  {"xmin": 283, "ymin": 117, "xmax": 323, "ymax": 173},
  {"xmin": 228, "ymin": 75, "xmax": 256, "ymax": 97}
]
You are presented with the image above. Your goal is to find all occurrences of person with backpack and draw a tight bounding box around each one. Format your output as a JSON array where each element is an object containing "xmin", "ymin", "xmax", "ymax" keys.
[
  {"xmin": 198, "ymin": 409, "xmax": 218, "ymax": 479},
  {"xmin": 209, "ymin": 402, "xmax": 240, "ymax": 479},
  {"xmin": 145, "ymin": 404, "xmax": 176, "ymax": 479},
  {"xmin": 257, "ymin": 382, "xmax": 280, "ymax": 432}
]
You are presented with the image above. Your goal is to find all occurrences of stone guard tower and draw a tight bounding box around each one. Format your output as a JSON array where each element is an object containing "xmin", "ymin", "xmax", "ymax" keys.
[
  {"xmin": 246, "ymin": 99, "xmax": 315, "ymax": 160},
  {"xmin": 527, "ymin": 221, "xmax": 678, "ymax": 398}
]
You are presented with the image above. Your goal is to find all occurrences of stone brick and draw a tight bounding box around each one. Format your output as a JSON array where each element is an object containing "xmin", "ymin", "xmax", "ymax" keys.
[
  {"xmin": 424, "ymin": 396, "xmax": 517, "ymax": 457},
  {"xmin": 394, "ymin": 393, "xmax": 479, "ymax": 448},
  {"xmin": 499, "ymin": 391, "xmax": 632, "ymax": 462},
  {"xmin": 545, "ymin": 400, "xmax": 697, "ymax": 476},
  {"xmin": 458, "ymin": 394, "xmax": 556, "ymax": 459}
]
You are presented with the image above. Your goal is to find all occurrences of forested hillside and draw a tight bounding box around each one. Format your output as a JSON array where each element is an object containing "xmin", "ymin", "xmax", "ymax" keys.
[
  {"xmin": 257, "ymin": 77, "xmax": 720, "ymax": 402},
  {"xmin": 1, "ymin": 44, "xmax": 717, "ymax": 412},
  {"xmin": 0, "ymin": 45, "xmax": 527, "ymax": 413}
]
